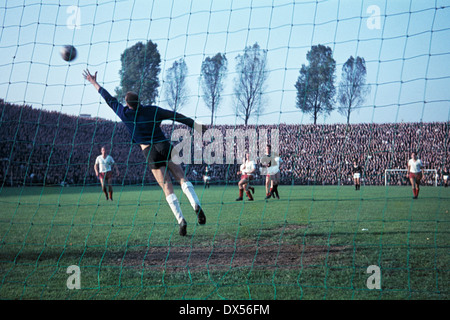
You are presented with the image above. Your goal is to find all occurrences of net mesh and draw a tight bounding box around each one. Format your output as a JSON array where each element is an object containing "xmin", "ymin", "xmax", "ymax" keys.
[{"xmin": 0, "ymin": 0, "xmax": 449, "ymax": 300}]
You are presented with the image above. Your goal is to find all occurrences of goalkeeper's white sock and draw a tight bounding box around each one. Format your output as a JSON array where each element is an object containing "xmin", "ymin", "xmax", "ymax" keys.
[
  {"xmin": 181, "ymin": 181, "xmax": 201, "ymax": 211},
  {"xmin": 166, "ymin": 193, "xmax": 184, "ymax": 224}
]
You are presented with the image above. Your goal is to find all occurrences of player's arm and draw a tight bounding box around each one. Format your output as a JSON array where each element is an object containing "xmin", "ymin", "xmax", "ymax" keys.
[
  {"xmin": 156, "ymin": 107, "xmax": 205, "ymax": 134},
  {"xmin": 83, "ymin": 69, "xmax": 125, "ymax": 118},
  {"xmin": 94, "ymin": 162, "xmax": 99, "ymax": 177},
  {"xmin": 83, "ymin": 69, "xmax": 100, "ymax": 91},
  {"xmin": 271, "ymin": 154, "xmax": 280, "ymax": 168},
  {"xmin": 113, "ymin": 162, "xmax": 119, "ymax": 176},
  {"xmin": 109, "ymin": 156, "xmax": 119, "ymax": 176}
]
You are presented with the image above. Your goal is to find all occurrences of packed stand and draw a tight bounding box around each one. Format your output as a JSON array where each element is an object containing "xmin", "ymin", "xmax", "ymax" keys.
[{"xmin": 1, "ymin": 101, "xmax": 448, "ymax": 187}]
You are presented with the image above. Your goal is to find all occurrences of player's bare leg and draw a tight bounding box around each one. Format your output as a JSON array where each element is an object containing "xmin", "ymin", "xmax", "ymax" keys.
[
  {"xmin": 237, "ymin": 178, "xmax": 253, "ymax": 201},
  {"xmin": 236, "ymin": 178, "xmax": 245, "ymax": 201},
  {"xmin": 265, "ymin": 175, "xmax": 272, "ymax": 199},
  {"xmin": 415, "ymin": 175, "xmax": 421, "ymax": 198},
  {"xmin": 242, "ymin": 180, "xmax": 253, "ymax": 201},
  {"xmin": 354, "ymin": 177, "xmax": 360, "ymax": 190},
  {"xmin": 168, "ymin": 161, "xmax": 206, "ymax": 225},
  {"xmin": 271, "ymin": 173, "xmax": 280, "ymax": 199},
  {"xmin": 247, "ymin": 180, "xmax": 254, "ymax": 196},
  {"xmin": 409, "ymin": 177, "xmax": 418, "ymax": 199},
  {"xmin": 152, "ymin": 166, "xmax": 187, "ymax": 236},
  {"xmin": 409, "ymin": 177, "xmax": 415, "ymax": 198},
  {"xmin": 236, "ymin": 189, "xmax": 244, "ymax": 201},
  {"xmin": 100, "ymin": 178, "xmax": 109, "ymax": 200},
  {"xmin": 106, "ymin": 176, "xmax": 113, "ymax": 201}
]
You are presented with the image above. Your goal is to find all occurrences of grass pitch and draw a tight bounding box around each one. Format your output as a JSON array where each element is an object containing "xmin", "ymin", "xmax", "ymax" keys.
[{"xmin": 0, "ymin": 184, "xmax": 448, "ymax": 300}]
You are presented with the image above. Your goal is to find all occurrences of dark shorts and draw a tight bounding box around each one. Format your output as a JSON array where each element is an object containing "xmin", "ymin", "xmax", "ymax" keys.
[
  {"xmin": 409, "ymin": 172, "xmax": 422, "ymax": 181},
  {"xmin": 142, "ymin": 141, "xmax": 173, "ymax": 170},
  {"xmin": 98, "ymin": 171, "xmax": 112, "ymax": 181},
  {"xmin": 240, "ymin": 174, "xmax": 253, "ymax": 181}
]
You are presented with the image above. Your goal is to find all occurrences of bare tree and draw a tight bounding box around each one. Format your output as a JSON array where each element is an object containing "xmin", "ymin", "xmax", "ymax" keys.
[
  {"xmin": 234, "ymin": 43, "xmax": 268, "ymax": 125},
  {"xmin": 200, "ymin": 53, "xmax": 228, "ymax": 126},
  {"xmin": 163, "ymin": 58, "xmax": 189, "ymax": 112},
  {"xmin": 338, "ymin": 56, "xmax": 370, "ymax": 124}
]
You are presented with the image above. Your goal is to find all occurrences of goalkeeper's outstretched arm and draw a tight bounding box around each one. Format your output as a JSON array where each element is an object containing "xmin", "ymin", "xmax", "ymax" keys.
[{"xmin": 83, "ymin": 69, "xmax": 100, "ymax": 91}]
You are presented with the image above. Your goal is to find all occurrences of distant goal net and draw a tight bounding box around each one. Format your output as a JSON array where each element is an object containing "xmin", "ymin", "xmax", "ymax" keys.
[{"xmin": 384, "ymin": 169, "xmax": 438, "ymax": 186}]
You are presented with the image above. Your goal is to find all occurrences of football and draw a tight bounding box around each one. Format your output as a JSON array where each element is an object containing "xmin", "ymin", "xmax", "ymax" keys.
[{"xmin": 60, "ymin": 45, "xmax": 77, "ymax": 62}]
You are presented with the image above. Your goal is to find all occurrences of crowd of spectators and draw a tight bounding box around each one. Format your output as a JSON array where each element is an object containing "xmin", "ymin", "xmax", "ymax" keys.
[{"xmin": 1, "ymin": 100, "xmax": 449, "ymax": 188}]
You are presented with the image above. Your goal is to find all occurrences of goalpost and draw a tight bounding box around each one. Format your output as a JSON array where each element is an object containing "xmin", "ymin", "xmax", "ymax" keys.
[{"xmin": 384, "ymin": 169, "xmax": 438, "ymax": 187}]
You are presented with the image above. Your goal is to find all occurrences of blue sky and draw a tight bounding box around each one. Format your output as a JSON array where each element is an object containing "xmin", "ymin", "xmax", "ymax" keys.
[{"xmin": 0, "ymin": 0, "xmax": 449, "ymax": 125}]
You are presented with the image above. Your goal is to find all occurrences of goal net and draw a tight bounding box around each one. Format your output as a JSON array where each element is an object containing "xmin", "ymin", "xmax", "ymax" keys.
[{"xmin": 0, "ymin": 0, "xmax": 449, "ymax": 303}]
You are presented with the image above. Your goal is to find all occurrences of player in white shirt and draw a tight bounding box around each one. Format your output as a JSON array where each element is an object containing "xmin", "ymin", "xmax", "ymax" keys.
[
  {"xmin": 94, "ymin": 146, "xmax": 119, "ymax": 200},
  {"xmin": 236, "ymin": 153, "xmax": 255, "ymax": 201},
  {"xmin": 203, "ymin": 166, "xmax": 211, "ymax": 189},
  {"xmin": 260, "ymin": 144, "xmax": 281, "ymax": 200},
  {"xmin": 267, "ymin": 155, "xmax": 282, "ymax": 199},
  {"xmin": 407, "ymin": 152, "xmax": 423, "ymax": 199},
  {"xmin": 442, "ymin": 167, "xmax": 448, "ymax": 188}
]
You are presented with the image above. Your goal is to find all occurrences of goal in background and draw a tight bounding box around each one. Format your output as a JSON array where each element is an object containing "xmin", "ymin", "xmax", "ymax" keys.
[{"xmin": 384, "ymin": 169, "xmax": 438, "ymax": 186}]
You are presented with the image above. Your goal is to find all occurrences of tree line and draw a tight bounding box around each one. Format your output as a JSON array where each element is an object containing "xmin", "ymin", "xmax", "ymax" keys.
[{"xmin": 115, "ymin": 40, "xmax": 370, "ymax": 126}]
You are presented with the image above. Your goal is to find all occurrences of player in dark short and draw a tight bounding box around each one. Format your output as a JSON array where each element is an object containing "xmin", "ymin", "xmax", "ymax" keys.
[
  {"xmin": 83, "ymin": 69, "xmax": 206, "ymax": 236},
  {"xmin": 352, "ymin": 160, "xmax": 363, "ymax": 190}
]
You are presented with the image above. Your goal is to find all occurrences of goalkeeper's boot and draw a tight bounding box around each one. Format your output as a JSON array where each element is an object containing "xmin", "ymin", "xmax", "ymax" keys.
[
  {"xmin": 179, "ymin": 219, "xmax": 187, "ymax": 236},
  {"xmin": 195, "ymin": 206, "xmax": 206, "ymax": 225}
]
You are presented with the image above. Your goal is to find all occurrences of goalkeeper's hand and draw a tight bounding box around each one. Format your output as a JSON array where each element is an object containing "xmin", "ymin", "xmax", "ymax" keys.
[{"xmin": 83, "ymin": 69, "xmax": 100, "ymax": 91}]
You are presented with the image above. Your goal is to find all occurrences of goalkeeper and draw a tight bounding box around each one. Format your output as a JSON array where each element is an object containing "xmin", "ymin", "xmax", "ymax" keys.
[{"xmin": 83, "ymin": 69, "xmax": 206, "ymax": 236}]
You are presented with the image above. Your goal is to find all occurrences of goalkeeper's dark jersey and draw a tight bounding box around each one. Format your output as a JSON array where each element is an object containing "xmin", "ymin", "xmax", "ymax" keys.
[
  {"xmin": 352, "ymin": 165, "xmax": 362, "ymax": 174},
  {"xmin": 99, "ymin": 87, "xmax": 194, "ymax": 144}
]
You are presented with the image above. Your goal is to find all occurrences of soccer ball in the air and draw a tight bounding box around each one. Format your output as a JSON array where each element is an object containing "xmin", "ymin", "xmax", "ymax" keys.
[{"xmin": 60, "ymin": 45, "xmax": 77, "ymax": 62}]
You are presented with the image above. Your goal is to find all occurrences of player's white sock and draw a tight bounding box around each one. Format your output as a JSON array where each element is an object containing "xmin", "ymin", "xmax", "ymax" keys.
[
  {"xmin": 166, "ymin": 193, "xmax": 184, "ymax": 224},
  {"xmin": 181, "ymin": 181, "xmax": 200, "ymax": 210}
]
